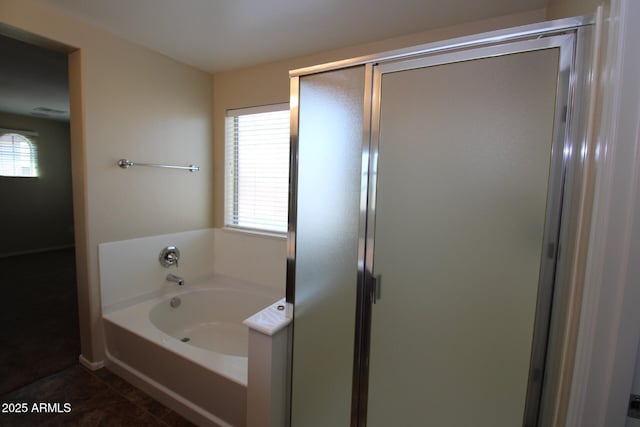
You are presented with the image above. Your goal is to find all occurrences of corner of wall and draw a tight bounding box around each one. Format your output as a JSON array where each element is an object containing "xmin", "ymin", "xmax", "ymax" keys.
[
  {"xmin": 212, "ymin": 228, "xmax": 287, "ymax": 292},
  {"xmin": 67, "ymin": 47, "xmax": 98, "ymax": 363}
]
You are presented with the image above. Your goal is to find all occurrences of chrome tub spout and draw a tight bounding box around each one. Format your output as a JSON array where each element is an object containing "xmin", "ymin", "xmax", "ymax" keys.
[{"xmin": 166, "ymin": 273, "xmax": 184, "ymax": 286}]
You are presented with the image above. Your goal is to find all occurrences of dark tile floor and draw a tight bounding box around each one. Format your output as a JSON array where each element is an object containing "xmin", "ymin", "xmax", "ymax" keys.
[
  {"xmin": 0, "ymin": 364, "xmax": 195, "ymax": 426},
  {"xmin": 0, "ymin": 249, "xmax": 194, "ymax": 426},
  {"xmin": 0, "ymin": 249, "xmax": 80, "ymax": 394}
]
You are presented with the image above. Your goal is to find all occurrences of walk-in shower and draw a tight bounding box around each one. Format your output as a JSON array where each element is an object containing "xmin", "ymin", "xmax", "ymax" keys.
[{"xmin": 287, "ymin": 15, "xmax": 595, "ymax": 427}]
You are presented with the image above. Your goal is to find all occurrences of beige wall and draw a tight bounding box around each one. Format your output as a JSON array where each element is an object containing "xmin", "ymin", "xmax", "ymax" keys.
[
  {"xmin": 0, "ymin": 0, "xmax": 213, "ymax": 362},
  {"xmin": 546, "ymin": 0, "xmax": 601, "ymax": 19},
  {"xmin": 212, "ymin": 9, "xmax": 545, "ymax": 227},
  {"xmin": 0, "ymin": 1, "xmax": 545, "ymax": 365},
  {"xmin": 0, "ymin": 112, "xmax": 73, "ymax": 256}
]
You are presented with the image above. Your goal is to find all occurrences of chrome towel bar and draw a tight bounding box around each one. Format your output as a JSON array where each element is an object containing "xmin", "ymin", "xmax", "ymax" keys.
[{"xmin": 117, "ymin": 159, "xmax": 200, "ymax": 172}]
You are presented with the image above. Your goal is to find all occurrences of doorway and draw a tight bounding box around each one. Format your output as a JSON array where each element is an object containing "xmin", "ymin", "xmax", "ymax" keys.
[{"xmin": 0, "ymin": 34, "xmax": 79, "ymax": 394}]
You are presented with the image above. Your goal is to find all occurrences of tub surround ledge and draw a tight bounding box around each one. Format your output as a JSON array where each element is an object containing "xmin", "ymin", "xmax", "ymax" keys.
[
  {"xmin": 245, "ymin": 299, "xmax": 292, "ymax": 427},
  {"xmin": 243, "ymin": 298, "xmax": 291, "ymax": 336}
]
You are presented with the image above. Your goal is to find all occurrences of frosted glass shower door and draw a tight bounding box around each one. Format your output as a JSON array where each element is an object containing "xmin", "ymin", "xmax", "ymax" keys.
[
  {"xmin": 290, "ymin": 66, "xmax": 367, "ymax": 427},
  {"xmin": 365, "ymin": 48, "xmax": 562, "ymax": 426}
]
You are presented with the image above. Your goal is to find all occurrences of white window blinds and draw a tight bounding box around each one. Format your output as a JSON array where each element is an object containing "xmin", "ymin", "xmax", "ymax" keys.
[
  {"xmin": 225, "ymin": 104, "xmax": 290, "ymax": 234},
  {"xmin": 0, "ymin": 132, "xmax": 38, "ymax": 177}
]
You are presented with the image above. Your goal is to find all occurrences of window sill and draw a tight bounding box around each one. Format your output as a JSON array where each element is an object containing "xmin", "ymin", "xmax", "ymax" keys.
[{"xmin": 221, "ymin": 226, "xmax": 287, "ymax": 241}]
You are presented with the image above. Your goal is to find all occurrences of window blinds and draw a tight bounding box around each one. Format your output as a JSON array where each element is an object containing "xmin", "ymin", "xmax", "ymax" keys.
[
  {"xmin": 0, "ymin": 133, "xmax": 38, "ymax": 177},
  {"xmin": 225, "ymin": 104, "xmax": 290, "ymax": 234}
]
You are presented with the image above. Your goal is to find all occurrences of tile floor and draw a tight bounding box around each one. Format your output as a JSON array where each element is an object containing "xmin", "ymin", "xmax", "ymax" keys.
[
  {"xmin": 0, "ymin": 249, "xmax": 80, "ymax": 395},
  {"xmin": 0, "ymin": 249, "xmax": 195, "ymax": 426},
  {"xmin": 0, "ymin": 364, "xmax": 194, "ymax": 426}
]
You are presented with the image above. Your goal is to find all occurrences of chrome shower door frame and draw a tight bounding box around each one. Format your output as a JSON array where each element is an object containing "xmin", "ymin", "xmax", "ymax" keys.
[
  {"xmin": 356, "ymin": 28, "xmax": 589, "ymax": 427},
  {"xmin": 287, "ymin": 15, "xmax": 595, "ymax": 427}
]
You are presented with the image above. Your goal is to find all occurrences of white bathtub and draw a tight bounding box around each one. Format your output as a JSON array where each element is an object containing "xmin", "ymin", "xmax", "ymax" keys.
[{"xmin": 103, "ymin": 274, "xmax": 281, "ymax": 427}]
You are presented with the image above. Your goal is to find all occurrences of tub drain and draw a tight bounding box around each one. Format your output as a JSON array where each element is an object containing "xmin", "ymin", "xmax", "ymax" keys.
[{"xmin": 180, "ymin": 337, "xmax": 190, "ymax": 343}]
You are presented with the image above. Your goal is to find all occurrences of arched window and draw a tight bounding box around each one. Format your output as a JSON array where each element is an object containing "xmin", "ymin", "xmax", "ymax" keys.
[{"xmin": 0, "ymin": 133, "xmax": 38, "ymax": 177}]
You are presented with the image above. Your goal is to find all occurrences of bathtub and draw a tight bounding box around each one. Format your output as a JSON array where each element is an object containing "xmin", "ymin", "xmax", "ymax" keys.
[{"xmin": 102, "ymin": 274, "xmax": 282, "ymax": 427}]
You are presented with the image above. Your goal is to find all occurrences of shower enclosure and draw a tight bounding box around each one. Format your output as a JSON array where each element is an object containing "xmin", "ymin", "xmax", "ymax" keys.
[{"xmin": 287, "ymin": 16, "xmax": 595, "ymax": 427}]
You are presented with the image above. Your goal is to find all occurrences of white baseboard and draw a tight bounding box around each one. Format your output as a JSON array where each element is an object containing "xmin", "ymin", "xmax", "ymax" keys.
[{"xmin": 79, "ymin": 354, "xmax": 104, "ymax": 371}]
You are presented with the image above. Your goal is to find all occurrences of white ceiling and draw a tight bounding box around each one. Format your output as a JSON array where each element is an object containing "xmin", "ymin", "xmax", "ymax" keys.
[{"xmin": 35, "ymin": 0, "xmax": 547, "ymax": 73}]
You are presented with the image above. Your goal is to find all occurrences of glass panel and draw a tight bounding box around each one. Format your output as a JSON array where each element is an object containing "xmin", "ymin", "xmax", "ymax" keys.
[
  {"xmin": 290, "ymin": 66, "xmax": 366, "ymax": 427},
  {"xmin": 367, "ymin": 49, "xmax": 560, "ymax": 427}
]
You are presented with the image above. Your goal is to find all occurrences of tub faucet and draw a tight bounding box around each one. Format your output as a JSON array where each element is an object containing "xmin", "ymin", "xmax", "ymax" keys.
[{"xmin": 166, "ymin": 273, "xmax": 184, "ymax": 286}]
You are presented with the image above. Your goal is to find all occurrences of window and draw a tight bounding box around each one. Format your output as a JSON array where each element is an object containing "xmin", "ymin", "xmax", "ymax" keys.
[
  {"xmin": 225, "ymin": 104, "xmax": 290, "ymax": 234},
  {"xmin": 0, "ymin": 132, "xmax": 38, "ymax": 177}
]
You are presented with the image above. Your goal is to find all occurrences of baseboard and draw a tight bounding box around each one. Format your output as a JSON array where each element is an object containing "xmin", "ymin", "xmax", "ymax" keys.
[
  {"xmin": 79, "ymin": 354, "xmax": 104, "ymax": 371},
  {"xmin": 0, "ymin": 245, "xmax": 75, "ymax": 258}
]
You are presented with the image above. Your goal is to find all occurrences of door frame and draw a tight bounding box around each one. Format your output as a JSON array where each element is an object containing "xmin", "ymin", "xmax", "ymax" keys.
[{"xmin": 565, "ymin": 1, "xmax": 640, "ymax": 426}]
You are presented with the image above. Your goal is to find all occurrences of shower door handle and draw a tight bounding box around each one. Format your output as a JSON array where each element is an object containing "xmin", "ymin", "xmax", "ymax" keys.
[{"xmin": 371, "ymin": 274, "xmax": 382, "ymax": 304}]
